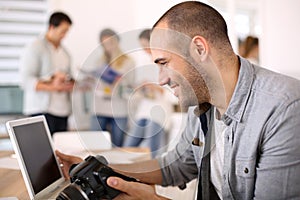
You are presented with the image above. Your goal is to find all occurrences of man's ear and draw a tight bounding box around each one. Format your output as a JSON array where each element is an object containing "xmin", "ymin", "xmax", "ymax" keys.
[
  {"xmin": 48, "ymin": 24, "xmax": 55, "ymax": 31},
  {"xmin": 189, "ymin": 36, "xmax": 209, "ymax": 62}
]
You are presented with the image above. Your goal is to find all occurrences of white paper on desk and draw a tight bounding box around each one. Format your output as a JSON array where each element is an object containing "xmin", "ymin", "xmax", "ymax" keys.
[
  {"xmin": 0, "ymin": 156, "xmax": 19, "ymax": 170},
  {"xmin": 0, "ymin": 197, "xmax": 19, "ymax": 200}
]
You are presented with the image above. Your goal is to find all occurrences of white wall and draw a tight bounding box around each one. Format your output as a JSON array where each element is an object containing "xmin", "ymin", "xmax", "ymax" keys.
[
  {"xmin": 48, "ymin": 0, "xmax": 135, "ymax": 70},
  {"xmin": 48, "ymin": 0, "xmax": 185, "ymax": 70},
  {"xmin": 259, "ymin": 0, "xmax": 300, "ymax": 79}
]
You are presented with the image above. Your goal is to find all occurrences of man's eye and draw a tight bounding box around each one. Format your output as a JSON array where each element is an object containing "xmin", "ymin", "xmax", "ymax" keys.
[{"xmin": 160, "ymin": 62, "xmax": 167, "ymax": 66}]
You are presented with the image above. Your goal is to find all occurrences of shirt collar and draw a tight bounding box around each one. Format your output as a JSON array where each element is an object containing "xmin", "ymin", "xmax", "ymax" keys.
[
  {"xmin": 222, "ymin": 56, "xmax": 254, "ymax": 125},
  {"xmin": 190, "ymin": 57, "xmax": 254, "ymax": 125}
]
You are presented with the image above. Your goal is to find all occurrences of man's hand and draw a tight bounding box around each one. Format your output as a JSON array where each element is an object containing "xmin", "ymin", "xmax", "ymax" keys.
[
  {"xmin": 51, "ymin": 72, "xmax": 74, "ymax": 92},
  {"xmin": 107, "ymin": 177, "xmax": 169, "ymax": 200},
  {"xmin": 55, "ymin": 150, "xmax": 83, "ymax": 178},
  {"xmin": 36, "ymin": 72, "xmax": 74, "ymax": 92}
]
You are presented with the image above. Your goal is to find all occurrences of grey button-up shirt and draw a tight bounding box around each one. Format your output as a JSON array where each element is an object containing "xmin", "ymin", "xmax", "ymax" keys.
[
  {"xmin": 20, "ymin": 36, "xmax": 72, "ymax": 115},
  {"xmin": 158, "ymin": 57, "xmax": 300, "ymax": 199}
]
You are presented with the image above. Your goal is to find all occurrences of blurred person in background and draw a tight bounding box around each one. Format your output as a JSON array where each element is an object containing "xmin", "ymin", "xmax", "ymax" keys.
[
  {"xmin": 90, "ymin": 28, "xmax": 135, "ymax": 147},
  {"xmin": 239, "ymin": 35, "xmax": 259, "ymax": 65},
  {"xmin": 20, "ymin": 12, "xmax": 74, "ymax": 135},
  {"xmin": 123, "ymin": 29, "xmax": 173, "ymax": 158}
]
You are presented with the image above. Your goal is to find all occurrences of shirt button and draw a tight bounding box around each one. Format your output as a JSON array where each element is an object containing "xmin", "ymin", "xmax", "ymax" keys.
[
  {"xmin": 192, "ymin": 138, "xmax": 203, "ymax": 146},
  {"xmin": 244, "ymin": 168, "xmax": 249, "ymax": 174}
]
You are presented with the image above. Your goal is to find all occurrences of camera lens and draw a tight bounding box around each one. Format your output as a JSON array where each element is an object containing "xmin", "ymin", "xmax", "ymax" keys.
[{"xmin": 56, "ymin": 184, "xmax": 89, "ymax": 200}]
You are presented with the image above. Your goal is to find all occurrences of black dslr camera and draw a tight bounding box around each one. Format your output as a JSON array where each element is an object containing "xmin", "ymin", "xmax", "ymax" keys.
[{"xmin": 56, "ymin": 155, "xmax": 137, "ymax": 200}]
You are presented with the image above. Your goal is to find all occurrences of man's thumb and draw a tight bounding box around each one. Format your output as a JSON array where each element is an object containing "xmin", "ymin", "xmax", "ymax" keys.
[{"xmin": 107, "ymin": 177, "xmax": 129, "ymax": 192}]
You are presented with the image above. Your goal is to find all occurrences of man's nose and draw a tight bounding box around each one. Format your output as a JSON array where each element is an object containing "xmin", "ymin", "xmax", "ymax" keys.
[{"xmin": 159, "ymin": 68, "xmax": 170, "ymax": 86}]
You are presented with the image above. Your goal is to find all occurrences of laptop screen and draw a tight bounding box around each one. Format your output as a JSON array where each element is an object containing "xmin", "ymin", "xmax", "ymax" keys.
[{"xmin": 13, "ymin": 121, "xmax": 61, "ymax": 194}]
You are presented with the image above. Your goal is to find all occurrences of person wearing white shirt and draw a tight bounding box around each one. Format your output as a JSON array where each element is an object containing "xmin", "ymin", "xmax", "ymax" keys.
[{"xmin": 20, "ymin": 12, "xmax": 74, "ymax": 135}]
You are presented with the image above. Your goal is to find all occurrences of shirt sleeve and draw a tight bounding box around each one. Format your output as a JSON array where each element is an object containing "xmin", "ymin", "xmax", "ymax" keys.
[
  {"xmin": 157, "ymin": 108, "xmax": 200, "ymax": 187},
  {"xmin": 20, "ymin": 41, "xmax": 50, "ymax": 91}
]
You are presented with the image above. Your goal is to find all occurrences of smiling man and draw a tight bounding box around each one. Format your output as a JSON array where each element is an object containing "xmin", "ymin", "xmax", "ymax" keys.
[{"xmin": 57, "ymin": 1, "xmax": 300, "ymax": 199}]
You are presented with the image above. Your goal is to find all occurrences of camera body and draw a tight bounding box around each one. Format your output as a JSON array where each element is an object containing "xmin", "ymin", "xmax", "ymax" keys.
[{"xmin": 56, "ymin": 155, "xmax": 137, "ymax": 200}]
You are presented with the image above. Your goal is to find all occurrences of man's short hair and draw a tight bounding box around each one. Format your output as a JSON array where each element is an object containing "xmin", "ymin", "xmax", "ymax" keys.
[
  {"xmin": 153, "ymin": 1, "xmax": 230, "ymax": 46},
  {"xmin": 139, "ymin": 29, "xmax": 151, "ymax": 41},
  {"xmin": 49, "ymin": 12, "xmax": 72, "ymax": 27},
  {"xmin": 99, "ymin": 28, "xmax": 120, "ymax": 41}
]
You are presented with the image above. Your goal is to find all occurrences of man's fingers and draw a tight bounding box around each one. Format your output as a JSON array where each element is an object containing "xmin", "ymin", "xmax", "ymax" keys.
[
  {"xmin": 55, "ymin": 150, "xmax": 82, "ymax": 163},
  {"xmin": 107, "ymin": 177, "xmax": 156, "ymax": 199},
  {"xmin": 55, "ymin": 150, "xmax": 70, "ymax": 160},
  {"xmin": 61, "ymin": 167, "xmax": 70, "ymax": 179},
  {"xmin": 107, "ymin": 176, "xmax": 144, "ymax": 197},
  {"xmin": 107, "ymin": 177, "xmax": 130, "ymax": 193}
]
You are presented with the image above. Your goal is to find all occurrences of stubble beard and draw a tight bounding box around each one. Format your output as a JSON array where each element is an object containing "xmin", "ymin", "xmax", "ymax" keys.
[{"xmin": 179, "ymin": 64, "xmax": 211, "ymax": 113}]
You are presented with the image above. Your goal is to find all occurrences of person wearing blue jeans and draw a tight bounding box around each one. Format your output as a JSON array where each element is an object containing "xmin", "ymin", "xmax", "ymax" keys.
[
  {"xmin": 87, "ymin": 28, "xmax": 135, "ymax": 147},
  {"xmin": 123, "ymin": 118, "xmax": 165, "ymax": 158},
  {"xmin": 122, "ymin": 29, "xmax": 172, "ymax": 158},
  {"xmin": 91, "ymin": 115, "xmax": 127, "ymax": 147}
]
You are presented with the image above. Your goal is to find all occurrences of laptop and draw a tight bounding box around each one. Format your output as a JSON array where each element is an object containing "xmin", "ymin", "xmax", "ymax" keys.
[{"xmin": 6, "ymin": 116, "xmax": 69, "ymax": 200}]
